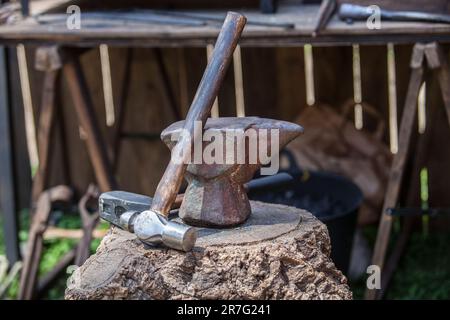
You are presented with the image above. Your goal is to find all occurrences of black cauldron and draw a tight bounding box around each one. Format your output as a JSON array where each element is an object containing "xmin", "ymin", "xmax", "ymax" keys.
[{"xmin": 248, "ymin": 150, "xmax": 363, "ymax": 275}]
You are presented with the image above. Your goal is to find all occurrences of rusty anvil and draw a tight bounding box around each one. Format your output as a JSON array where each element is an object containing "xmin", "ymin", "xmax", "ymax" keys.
[
  {"xmin": 161, "ymin": 117, "xmax": 302, "ymax": 227},
  {"xmin": 99, "ymin": 12, "xmax": 303, "ymax": 251}
]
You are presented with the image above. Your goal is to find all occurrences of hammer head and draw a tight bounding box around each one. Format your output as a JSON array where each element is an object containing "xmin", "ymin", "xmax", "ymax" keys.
[
  {"xmin": 99, "ymin": 191, "xmax": 197, "ymax": 252},
  {"xmin": 134, "ymin": 210, "xmax": 197, "ymax": 252}
]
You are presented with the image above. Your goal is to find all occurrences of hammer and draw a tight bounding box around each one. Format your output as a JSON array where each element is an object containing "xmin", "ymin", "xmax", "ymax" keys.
[
  {"xmin": 100, "ymin": 12, "xmax": 247, "ymax": 252},
  {"xmin": 100, "ymin": 173, "xmax": 294, "ymax": 237}
]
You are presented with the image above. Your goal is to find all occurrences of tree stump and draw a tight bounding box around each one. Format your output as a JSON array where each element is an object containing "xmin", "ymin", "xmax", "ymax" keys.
[{"xmin": 65, "ymin": 201, "xmax": 352, "ymax": 300}]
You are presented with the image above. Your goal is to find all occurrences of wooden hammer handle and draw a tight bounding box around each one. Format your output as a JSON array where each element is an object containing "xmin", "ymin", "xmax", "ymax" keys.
[{"xmin": 150, "ymin": 12, "xmax": 247, "ymax": 216}]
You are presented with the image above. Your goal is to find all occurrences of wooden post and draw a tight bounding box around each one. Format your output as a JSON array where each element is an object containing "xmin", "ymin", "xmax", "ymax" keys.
[
  {"xmin": 154, "ymin": 48, "xmax": 181, "ymax": 121},
  {"xmin": 366, "ymin": 43, "xmax": 425, "ymax": 300},
  {"xmin": 0, "ymin": 46, "xmax": 20, "ymax": 264},
  {"xmin": 367, "ymin": 42, "xmax": 450, "ymax": 299},
  {"xmin": 110, "ymin": 48, "xmax": 133, "ymax": 171},
  {"xmin": 63, "ymin": 54, "xmax": 117, "ymax": 192},
  {"xmin": 427, "ymin": 43, "xmax": 450, "ymax": 127},
  {"xmin": 31, "ymin": 46, "xmax": 63, "ymax": 203}
]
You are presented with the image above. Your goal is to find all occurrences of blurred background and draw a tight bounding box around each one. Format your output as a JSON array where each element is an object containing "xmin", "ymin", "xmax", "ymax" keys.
[{"xmin": 0, "ymin": 0, "xmax": 449, "ymax": 299}]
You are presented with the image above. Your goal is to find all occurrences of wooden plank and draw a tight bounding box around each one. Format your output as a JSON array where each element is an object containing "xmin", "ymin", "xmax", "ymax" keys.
[
  {"xmin": 8, "ymin": 47, "xmax": 32, "ymax": 211},
  {"xmin": 242, "ymin": 47, "xmax": 278, "ymax": 119},
  {"xmin": 176, "ymin": 48, "xmax": 189, "ymax": 117},
  {"xmin": 378, "ymin": 216, "xmax": 414, "ymax": 299},
  {"xmin": 434, "ymin": 46, "xmax": 450, "ymax": 128},
  {"xmin": 63, "ymin": 53, "xmax": 117, "ymax": 192},
  {"xmin": 365, "ymin": 44, "xmax": 426, "ymax": 300},
  {"xmin": 154, "ymin": 48, "xmax": 181, "ymax": 121},
  {"xmin": 424, "ymin": 78, "xmax": 450, "ymax": 234},
  {"xmin": 31, "ymin": 70, "xmax": 59, "ymax": 202},
  {"xmin": 113, "ymin": 48, "xmax": 182, "ymax": 194},
  {"xmin": 110, "ymin": 48, "xmax": 132, "ymax": 171},
  {"xmin": 424, "ymin": 44, "xmax": 450, "ymax": 216},
  {"xmin": 0, "ymin": 46, "xmax": 20, "ymax": 264},
  {"xmin": 377, "ymin": 90, "xmax": 434, "ymax": 298}
]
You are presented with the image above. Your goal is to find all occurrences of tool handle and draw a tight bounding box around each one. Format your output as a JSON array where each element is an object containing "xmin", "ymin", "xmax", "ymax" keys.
[
  {"xmin": 150, "ymin": 12, "xmax": 246, "ymax": 216},
  {"xmin": 313, "ymin": 0, "xmax": 336, "ymax": 36}
]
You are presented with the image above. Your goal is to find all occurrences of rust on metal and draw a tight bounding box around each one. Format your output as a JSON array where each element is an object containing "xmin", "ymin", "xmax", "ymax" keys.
[
  {"xmin": 75, "ymin": 184, "xmax": 100, "ymax": 266},
  {"xmin": 19, "ymin": 185, "xmax": 73, "ymax": 300},
  {"xmin": 161, "ymin": 117, "xmax": 303, "ymax": 227}
]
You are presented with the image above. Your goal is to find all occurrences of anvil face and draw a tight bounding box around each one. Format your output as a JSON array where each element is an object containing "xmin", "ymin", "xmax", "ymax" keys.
[{"xmin": 161, "ymin": 117, "xmax": 303, "ymax": 227}]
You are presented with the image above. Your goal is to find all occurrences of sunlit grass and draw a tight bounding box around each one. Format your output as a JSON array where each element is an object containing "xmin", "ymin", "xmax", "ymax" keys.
[{"xmin": 0, "ymin": 211, "xmax": 105, "ymax": 299}]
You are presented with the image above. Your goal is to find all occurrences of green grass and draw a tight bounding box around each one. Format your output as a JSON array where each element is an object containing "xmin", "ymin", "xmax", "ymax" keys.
[
  {"xmin": 0, "ymin": 211, "xmax": 106, "ymax": 299},
  {"xmin": 350, "ymin": 225, "xmax": 450, "ymax": 300},
  {"xmin": 385, "ymin": 231, "xmax": 450, "ymax": 299}
]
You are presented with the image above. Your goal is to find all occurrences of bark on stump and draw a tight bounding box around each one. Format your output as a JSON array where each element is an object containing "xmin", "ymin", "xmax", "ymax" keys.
[{"xmin": 65, "ymin": 201, "xmax": 352, "ymax": 300}]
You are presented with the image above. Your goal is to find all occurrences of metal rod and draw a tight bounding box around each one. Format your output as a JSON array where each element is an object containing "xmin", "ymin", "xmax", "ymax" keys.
[
  {"xmin": 233, "ymin": 45, "xmax": 246, "ymax": 117},
  {"xmin": 31, "ymin": 70, "xmax": 58, "ymax": 203}
]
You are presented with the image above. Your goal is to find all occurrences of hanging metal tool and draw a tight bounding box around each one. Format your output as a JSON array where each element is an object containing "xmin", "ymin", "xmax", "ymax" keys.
[
  {"xmin": 339, "ymin": 3, "xmax": 450, "ymax": 24},
  {"xmin": 387, "ymin": 207, "xmax": 450, "ymax": 217},
  {"xmin": 146, "ymin": 9, "xmax": 294, "ymax": 29},
  {"xmin": 75, "ymin": 184, "xmax": 100, "ymax": 266},
  {"xmin": 19, "ymin": 185, "xmax": 73, "ymax": 300}
]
